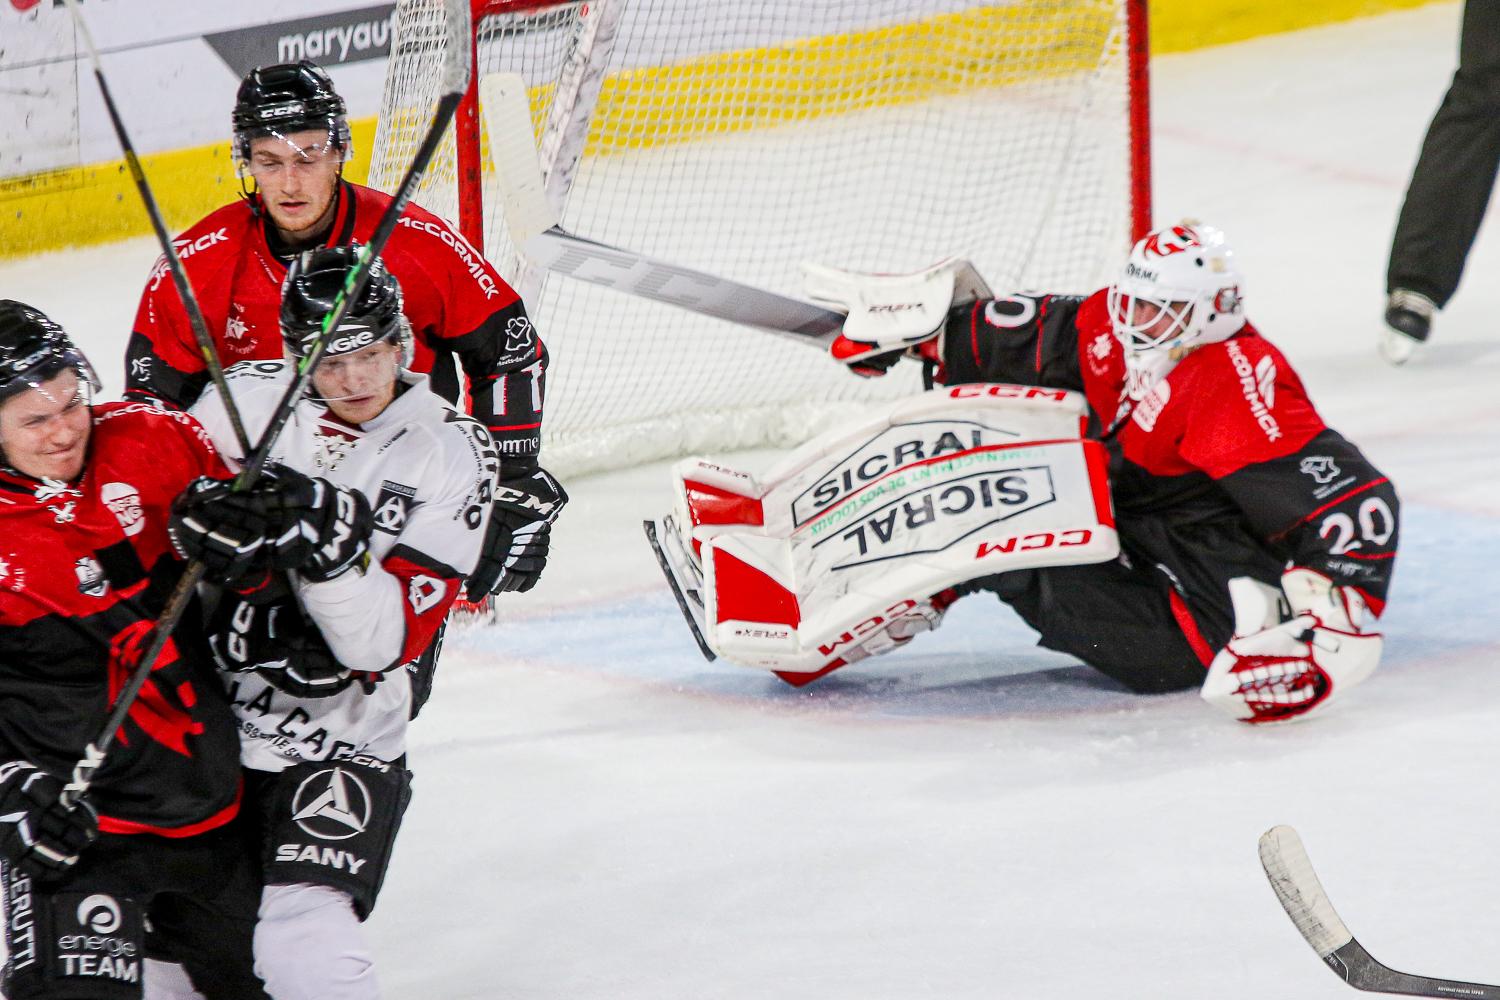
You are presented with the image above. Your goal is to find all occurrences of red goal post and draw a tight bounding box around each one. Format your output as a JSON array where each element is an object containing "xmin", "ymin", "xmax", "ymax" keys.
[{"xmin": 371, "ymin": 0, "xmax": 1153, "ymax": 476}]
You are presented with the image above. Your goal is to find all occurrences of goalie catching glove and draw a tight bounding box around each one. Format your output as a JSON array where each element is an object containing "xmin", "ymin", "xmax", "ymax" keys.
[
  {"xmin": 804, "ymin": 258, "xmax": 992, "ymax": 377},
  {"xmin": 1200, "ymin": 568, "xmax": 1383, "ymax": 724},
  {"xmin": 170, "ymin": 463, "xmax": 374, "ymax": 587},
  {"xmin": 0, "ymin": 761, "xmax": 98, "ymax": 880},
  {"xmin": 465, "ymin": 465, "xmax": 568, "ymax": 599}
]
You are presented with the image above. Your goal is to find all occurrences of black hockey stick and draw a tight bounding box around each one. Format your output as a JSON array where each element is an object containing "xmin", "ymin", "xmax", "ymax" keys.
[
  {"xmin": 61, "ymin": 0, "xmax": 251, "ymax": 458},
  {"xmin": 60, "ymin": 0, "xmax": 474, "ymax": 806},
  {"xmin": 1259, "ymin": 825, "xmax": 1500, "ymax": 998},
  {"xmin": 479, "ymin": 73, "xmax": 847, "ymax": 345}
]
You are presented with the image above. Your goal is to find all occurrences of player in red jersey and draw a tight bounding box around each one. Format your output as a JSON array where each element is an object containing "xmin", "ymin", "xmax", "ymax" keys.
[
  {"xmin": 124, "ymin": 61, "xmax": 563, "ymax": 605},
  {"xmin": 0, "ymin": 301, "xmax": 268, "ymax": 998},
  {"xmin": 821, "ymin": 223, "xmax": 1400, "ymax": 722}
]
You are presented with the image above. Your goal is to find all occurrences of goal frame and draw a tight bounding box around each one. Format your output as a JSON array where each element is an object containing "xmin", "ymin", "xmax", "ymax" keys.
[{"xmin": 448, "ymin": 0, "xmax": 1154, "ymax": 255}]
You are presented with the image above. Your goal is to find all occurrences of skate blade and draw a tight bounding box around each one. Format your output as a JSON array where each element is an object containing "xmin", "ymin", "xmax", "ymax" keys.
[{"xmin": 1379, "ymin": 326, "xmax": 1420, "ymax": 365}]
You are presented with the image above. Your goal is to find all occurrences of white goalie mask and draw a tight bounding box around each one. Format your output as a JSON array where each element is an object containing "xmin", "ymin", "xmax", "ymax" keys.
[{"xmin": 1106, "ymin": 223, "xmax": 1246, "ymax": 398}]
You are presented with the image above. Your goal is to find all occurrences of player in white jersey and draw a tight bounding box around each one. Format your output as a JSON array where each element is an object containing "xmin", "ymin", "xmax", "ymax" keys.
[{"xmin": 168, "ymin": 246, "xmax": 497, "ymax": 999}]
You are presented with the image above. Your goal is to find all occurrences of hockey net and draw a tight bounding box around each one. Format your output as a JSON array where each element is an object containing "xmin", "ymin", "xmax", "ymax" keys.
[{"xmin": 369, "ymin": 0, "xmax": 1150, "ymax": 478}]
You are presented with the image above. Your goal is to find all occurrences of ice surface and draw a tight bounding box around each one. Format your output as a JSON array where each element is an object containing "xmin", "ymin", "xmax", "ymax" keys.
[{"xmin": 3, "ymin": 5, "xmax": 1499, "ymax": 997}]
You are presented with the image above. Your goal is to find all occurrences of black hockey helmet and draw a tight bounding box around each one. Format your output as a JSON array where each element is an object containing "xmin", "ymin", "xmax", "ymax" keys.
[
  {"xmin": 0, "ymin": 301, "xmax": 101, "ymax": 407},
  {"xmin": 232, "ymin": 60, "xmax": 351, "ymax": 165},
  {"xmin": 280, "ymin": 245, "xmax": 411, "ymax": 363}
]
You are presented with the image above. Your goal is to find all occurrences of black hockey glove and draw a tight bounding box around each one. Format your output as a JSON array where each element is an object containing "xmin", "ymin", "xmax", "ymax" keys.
[
  {"xmin": 174, "ymin": 463, "xmax": 373, "ymax": 585},
  {"xmin": 256, "ymin": 466, "xmax": 374, "ymax": 583},
  {"xmin": 0, "ymin": 762, "xmax": 98, "ymax": 881},
  {"xmin": 207, "ymin": 580, "xmax": 361, "ymax": 698},
  {"xmin": 170, "ymin": 475, "xmax": 277, "ymax": 588},
  {"xmin": 465, "ymin": 466, "xmax": 568, "ymax": 599}
]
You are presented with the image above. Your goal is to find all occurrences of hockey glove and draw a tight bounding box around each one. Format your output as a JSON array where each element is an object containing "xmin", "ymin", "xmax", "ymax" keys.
[
  {"xmin": 206, "ymin": 582, "xmax": 361, "ymax": 698},
  {"xmin": 0, "ymin": 762, "xmax": 98, "ymax": 881},
  {"xmin": 170, "ymin": 475, "xmax": 276, "ymax": 587},
  {"xmin": 243, "ymin": 464, "xmax": 374, "ymax": 583},
  {"xmin": 465, "ymin": 466, "xmax": 568, "ymax": 599},
  {"xmin": 1201, "ymin": 569, "xmax": 1383, "ymax": 724}
]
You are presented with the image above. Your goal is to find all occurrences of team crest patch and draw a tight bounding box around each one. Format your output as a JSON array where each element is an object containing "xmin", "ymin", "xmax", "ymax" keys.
[{"xmin": 372, "ymin": 481, "xmax": 420, "ymax": 534}]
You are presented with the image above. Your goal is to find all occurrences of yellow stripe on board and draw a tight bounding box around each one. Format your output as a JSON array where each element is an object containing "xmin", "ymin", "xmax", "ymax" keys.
[
  {"xmin": 0, "ymin": 0, "xmax": 1453, "ymax": 260},
  {"xmin": 585, "ymin": 3, "xmax": 1115, "ymax": 153},
  {"xmin": 1151, "ymin": 0, "xmax": 1441, "ymax": 53},
  {"xmin": 0, "ymin": 117, "xmax": 379, "ymax": 262}
]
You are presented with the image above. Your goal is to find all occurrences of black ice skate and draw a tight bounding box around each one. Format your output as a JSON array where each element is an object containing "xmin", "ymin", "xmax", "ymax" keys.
[{"xmin": 1380, "ymin": 288, "xmax": 1435, "ymax": 365}]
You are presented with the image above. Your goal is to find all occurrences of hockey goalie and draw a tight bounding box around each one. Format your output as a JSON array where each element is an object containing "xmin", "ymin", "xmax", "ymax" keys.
[{"xmin": 648, "ymin": 225, "xmax": 1400, "ymax": 724}]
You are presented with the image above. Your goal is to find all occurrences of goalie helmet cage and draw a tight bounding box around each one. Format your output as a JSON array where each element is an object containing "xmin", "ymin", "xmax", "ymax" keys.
[{"xmin": 369, "ymin": 0, "xmax": 1152, "ymax": 478}]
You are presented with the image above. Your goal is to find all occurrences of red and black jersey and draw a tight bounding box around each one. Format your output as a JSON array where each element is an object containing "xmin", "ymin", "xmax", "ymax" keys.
[
  {"xmin": 125, "ymin": 180, "xmax": 547, "ymax": 467},
  {"xmin": 0, "ymin": 403, "xmax": 243, "ymax": 836},
  {"xmin": 939, "ymin": 290, "xmax": 1399, "ymax": 620}
]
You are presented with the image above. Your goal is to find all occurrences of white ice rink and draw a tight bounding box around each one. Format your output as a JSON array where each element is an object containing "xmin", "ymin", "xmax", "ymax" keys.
[{"xmin": 4, "ymin": 4, "xmax": 1500, "ymax": 997}]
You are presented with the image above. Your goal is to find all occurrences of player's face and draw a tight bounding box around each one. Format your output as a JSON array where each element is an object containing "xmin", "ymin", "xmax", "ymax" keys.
[
  {"xmin": 247, "ymin": 130, "xmax": 343, "ymax": 239},
  {"xmin": 312, "ymin": 341, "xmax": 402, "ymax": 424},
  {"xmin": 0, "ymin": 369, "xmax": 92, "ymax": 481},
  {"xmin": 1128, "ymin": 298, "xmax": 1192, "ymax": 346}
]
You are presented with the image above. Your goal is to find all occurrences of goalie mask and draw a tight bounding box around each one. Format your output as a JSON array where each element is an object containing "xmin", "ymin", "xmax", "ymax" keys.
[
  {"xmin": 1106, "ymin": 223, "xmax": 1245, "ymax": 398},
  {"xmin": 281, "ymin": 246, "xmax": 413, "ymax": 403},
  {"xmin": 232, "ymin": 61, "xmax": 352, "ymax": 172}
]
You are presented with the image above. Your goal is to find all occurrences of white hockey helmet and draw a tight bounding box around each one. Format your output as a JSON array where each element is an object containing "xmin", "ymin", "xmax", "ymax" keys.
[{"xmin": 1106, "ymin": 223, "xmax": 1245, "ymax": 392}]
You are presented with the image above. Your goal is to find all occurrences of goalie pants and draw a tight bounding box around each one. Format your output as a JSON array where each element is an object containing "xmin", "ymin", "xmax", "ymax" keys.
[
  {"xmin": 973, "ymin": 555, "xmax": 1240, "ymax": 695},
  {"xmin": 1387, "ymin": 0, "xmax": 1500, "ymax": 306},
  {"xmin": 0, "ymin": 817, "xmax": 266, "ymax": 1000}
]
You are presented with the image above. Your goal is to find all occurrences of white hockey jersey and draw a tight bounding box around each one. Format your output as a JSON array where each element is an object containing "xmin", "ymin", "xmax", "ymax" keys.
[{"xmin": 191, "ymin": 360, "xmax": 498, "ymax": 771}]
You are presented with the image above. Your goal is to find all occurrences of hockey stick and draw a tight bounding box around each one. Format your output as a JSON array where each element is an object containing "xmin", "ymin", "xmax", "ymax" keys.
[
  {"xmin": 61, "ymin": 0, "xmax": 251, "ymax": 458},
  {"xmin": 1259, "ymin": 825, "xmax": 1500, "ymax": 998},
  {"xmin": 60, "ymin": 0, "xmax": 474, "ymax": 806},
  {"xmin": 479, "ymin": 73, "xmax": 846, "ymax": 346}
]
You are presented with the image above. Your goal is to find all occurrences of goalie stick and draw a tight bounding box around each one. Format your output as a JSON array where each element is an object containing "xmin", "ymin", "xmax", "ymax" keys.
[
  {"xmin": 482, "ymin": 73, "xmax": 993, "ymax": 346},
  {"xmin": 58, "ymin": 0, "xmax": 474, "ymax": 807},
  {"xmin": 1259, "ymin": 825, "xmax": 1500, "ymax": 998},
  {"xmin": 482, "ymin": 71, "xmax": 842, "ymax": 344}
]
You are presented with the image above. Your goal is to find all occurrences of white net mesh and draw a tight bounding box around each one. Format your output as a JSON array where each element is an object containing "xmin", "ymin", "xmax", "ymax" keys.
[{"xmin": 370, "ymin": 0, "xmax": 1140, "ymax": 478}]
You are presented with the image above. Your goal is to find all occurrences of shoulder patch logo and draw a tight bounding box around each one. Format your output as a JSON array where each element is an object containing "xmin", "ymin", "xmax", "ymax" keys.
[
  {"xmin": 504, "ymin": 316, "xmax": 535, "ymax": 354},
  {"xmin": 101, "ymin": 482, "xmax": 145, "ymax": 537},
  {"xmin": 1299, "ymin": 456, "xmax": 1340, "ymax": 484},
  {"xmin": 372, "ymin": 481, "xmax": 420, "ymax": 534}
]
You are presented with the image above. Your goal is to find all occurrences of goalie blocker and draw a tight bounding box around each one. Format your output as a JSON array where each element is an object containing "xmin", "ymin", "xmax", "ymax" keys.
[{"xmin": 645, "ymin": 383, "xmax": 1118, "ymax": 685}]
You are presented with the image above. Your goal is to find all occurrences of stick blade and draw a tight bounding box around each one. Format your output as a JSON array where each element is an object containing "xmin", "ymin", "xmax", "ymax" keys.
[
  {"xmin": 1259, "ymin": 825, "xmax": 1356, "ymax": 959},
  {"xmin": 480, "ymin": 71, "xmax": 560, "ymax": 246}
]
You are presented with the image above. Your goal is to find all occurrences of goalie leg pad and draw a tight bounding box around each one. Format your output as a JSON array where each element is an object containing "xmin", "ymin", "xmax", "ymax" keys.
[{"xmin": 253, "ymin": 758, "xmax": 412, "ymax": 920}]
